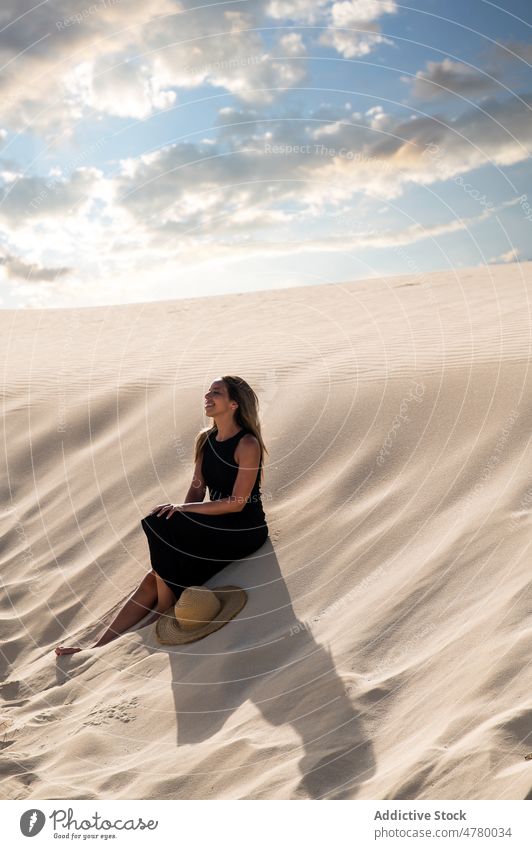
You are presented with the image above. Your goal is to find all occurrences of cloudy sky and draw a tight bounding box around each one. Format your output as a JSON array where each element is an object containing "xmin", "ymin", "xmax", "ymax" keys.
[{"xmin": 0, "ymin": 0, "xmax": 531, "ymax": 308}]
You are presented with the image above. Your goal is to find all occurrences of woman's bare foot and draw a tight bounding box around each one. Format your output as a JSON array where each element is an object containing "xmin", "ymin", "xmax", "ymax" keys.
[
  {"xmin": 54, "ymin": 571, "xmax": 161, "ymax": 656},
  {"xmin": 55, "ymin": 639, "xmax": 106, "ymax": 655},
  {"xmin": 55, "ymin": 633, "xmax": 119, "ymax": 655},
  {"xmin": 53, "ymin": 572, "xmax": 175, "ymax": 655},
  {"xmin": 54, "ymin": 611, "xmax": 165, "ymax": 653}
]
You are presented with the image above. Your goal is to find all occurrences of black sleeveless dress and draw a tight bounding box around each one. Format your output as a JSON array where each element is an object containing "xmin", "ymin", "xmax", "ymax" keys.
[{"xmin": 140, "ymin": 428, "xmax": 269, "ymax": 597}]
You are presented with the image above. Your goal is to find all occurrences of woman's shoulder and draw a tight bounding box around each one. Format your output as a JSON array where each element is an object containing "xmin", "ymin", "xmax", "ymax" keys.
[
  {"xmin": 235, "ymin": 431, "xmax": 261, "ymax": 458},
  {"xmin": 239, "ymin": 431, "xmax": 258, "ymax": 445}
]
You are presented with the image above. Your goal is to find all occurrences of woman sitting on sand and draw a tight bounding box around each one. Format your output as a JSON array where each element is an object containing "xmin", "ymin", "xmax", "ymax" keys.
[{"xmin": 55, "ymin": 375, "xmax": 269, "ymax": 655}]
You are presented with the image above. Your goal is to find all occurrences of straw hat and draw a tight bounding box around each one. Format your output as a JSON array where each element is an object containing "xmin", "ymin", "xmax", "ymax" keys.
[{"xmin": 155, "ymin": 585, "xmax": 248, "ymax": 645}]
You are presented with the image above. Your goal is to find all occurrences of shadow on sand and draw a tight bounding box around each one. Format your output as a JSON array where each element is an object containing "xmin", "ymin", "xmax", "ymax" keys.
[{"xmin": 154, "ymin": 538, "xmax": 376, "ymax": 799}]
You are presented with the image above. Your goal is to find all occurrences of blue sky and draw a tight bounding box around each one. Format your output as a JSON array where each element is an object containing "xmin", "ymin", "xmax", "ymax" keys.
[{"xmin": 0, "ymin": 0, "xmax": 531, "ymax": 308}]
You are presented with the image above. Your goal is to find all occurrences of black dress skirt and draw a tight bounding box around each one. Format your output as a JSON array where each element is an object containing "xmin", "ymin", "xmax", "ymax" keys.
[{"xmin": 140, "ymin": 428, "xmax": 269, "ymax": 598}]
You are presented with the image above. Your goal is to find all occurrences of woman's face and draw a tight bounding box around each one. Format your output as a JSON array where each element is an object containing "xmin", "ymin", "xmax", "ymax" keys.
[{"xmin": 204, "ymin": 380, "xmax": 235, "ymax": 417}]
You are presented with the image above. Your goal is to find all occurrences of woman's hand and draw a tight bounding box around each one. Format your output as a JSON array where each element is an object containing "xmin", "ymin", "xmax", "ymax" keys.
[{"xmin": 149, "ymin": 503, "xmax": 185, "ymax": 519}]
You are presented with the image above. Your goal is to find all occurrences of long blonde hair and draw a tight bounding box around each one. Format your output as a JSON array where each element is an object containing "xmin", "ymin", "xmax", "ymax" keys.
[{"xmin": 193, "ymin": 375, "xmax": 268, "ymax": 484}]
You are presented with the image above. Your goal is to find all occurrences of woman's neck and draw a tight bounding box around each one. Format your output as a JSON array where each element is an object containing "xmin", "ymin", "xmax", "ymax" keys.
[{"xmin": 214, "ymin": 420, "xmax": 242, "ymax": 441}]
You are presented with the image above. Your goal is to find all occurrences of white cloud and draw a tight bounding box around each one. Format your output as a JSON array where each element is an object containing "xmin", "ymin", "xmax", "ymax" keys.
[
  {"xmin": 215, "ymin": 106, "xmax": 260, "ymax": 143},
  {"xmin": 329, "ymin": 0, "xmax": 398, "ymax": 26},
  {"xmin": 0, "ymin": 252, "xmax": 71, "ymax": 282},
  {"xmin": 493, "ymin": 40, "xmax": 532, "ymax": 64},
  {"xmin": 0, "ymin": 167, "xmax": 101, "ymax": 225},
  {"xmin": 71, "ymin": 54, "xmax": 177, "ymax": 119},
  {"xmin": 265, "ymin": 0, "xmax": 329, "ymax": 25},
  {"xmin": 0, "ymin": 0, "xmax": 176, "ymax": 134},
  {"xmin": 278, "ymin": 32, "xmax": 307, "ymax": 55},
  {"xmin": 407, "ymin": 58, "xmax": 501, "ymax": 101},
  {"xmin": 488, "ymin": 248, "xmax": 521, "ymax": 264},
  {"xmin": 129, "ymin": 199, "xmax": 509, "ymax": 271},
  {"xmin": 308, "ymin": 93, "xmax": 532, "ymax": 190},
  {"xmin": 0, "ymin": 0, "xmax": 309, "ymax": 135},
  {"xmin": 146, "ymin": 8, "xmax": 307, "ymax": 106},
  {"xmin": 319, "ymin": 0, "xmax": 398, "ymax": 58}
]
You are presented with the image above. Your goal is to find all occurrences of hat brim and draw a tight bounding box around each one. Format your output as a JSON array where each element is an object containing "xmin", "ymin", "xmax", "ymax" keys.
[{"xmin": 155, "ymin": 586, "xmax": 248, "ymax": 645}]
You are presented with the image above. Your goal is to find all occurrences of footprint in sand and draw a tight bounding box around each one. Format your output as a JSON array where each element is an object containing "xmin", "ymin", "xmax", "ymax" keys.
[
  {"xmin": 82, "ymin": 697, "xmax": 139, "ymax": 727},
  {"xmin": 0, "ymin": 680, "xmax": 30, "ymax": 709},
  {"xmin": 32, "ymin": 711, "xmax": 57, "ymax": 726}
]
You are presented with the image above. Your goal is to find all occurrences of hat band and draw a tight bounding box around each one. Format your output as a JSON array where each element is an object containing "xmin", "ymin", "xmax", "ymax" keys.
[{"xmin": 176, "ymin": 614, "xmax": 218, "ymax": 631}]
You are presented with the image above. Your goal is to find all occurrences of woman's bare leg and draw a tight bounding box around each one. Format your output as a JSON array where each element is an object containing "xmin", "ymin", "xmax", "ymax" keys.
[
  {"xmin": 55, "ymin": 570, "xmax": 159, "ymax": 655},
  {"xmin": 138, "ymin": 573, "xmax": 178, "ymax": 629}
]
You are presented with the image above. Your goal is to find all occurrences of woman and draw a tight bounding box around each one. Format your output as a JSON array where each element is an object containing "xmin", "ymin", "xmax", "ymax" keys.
[{"xmin": 55, "ymin": 375, "xmax": 269, "ymax": 655}]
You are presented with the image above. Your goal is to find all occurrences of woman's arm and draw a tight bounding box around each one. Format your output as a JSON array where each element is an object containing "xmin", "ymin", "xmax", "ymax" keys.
[{"xmin": 180, "ymin": 496, "xmax": 243, "ymax": 515}]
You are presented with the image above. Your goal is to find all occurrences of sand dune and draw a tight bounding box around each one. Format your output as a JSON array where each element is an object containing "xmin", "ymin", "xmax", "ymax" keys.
[{"xmin": 1, "ymin": 261, "xmax": 532, "ymax": 799}]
